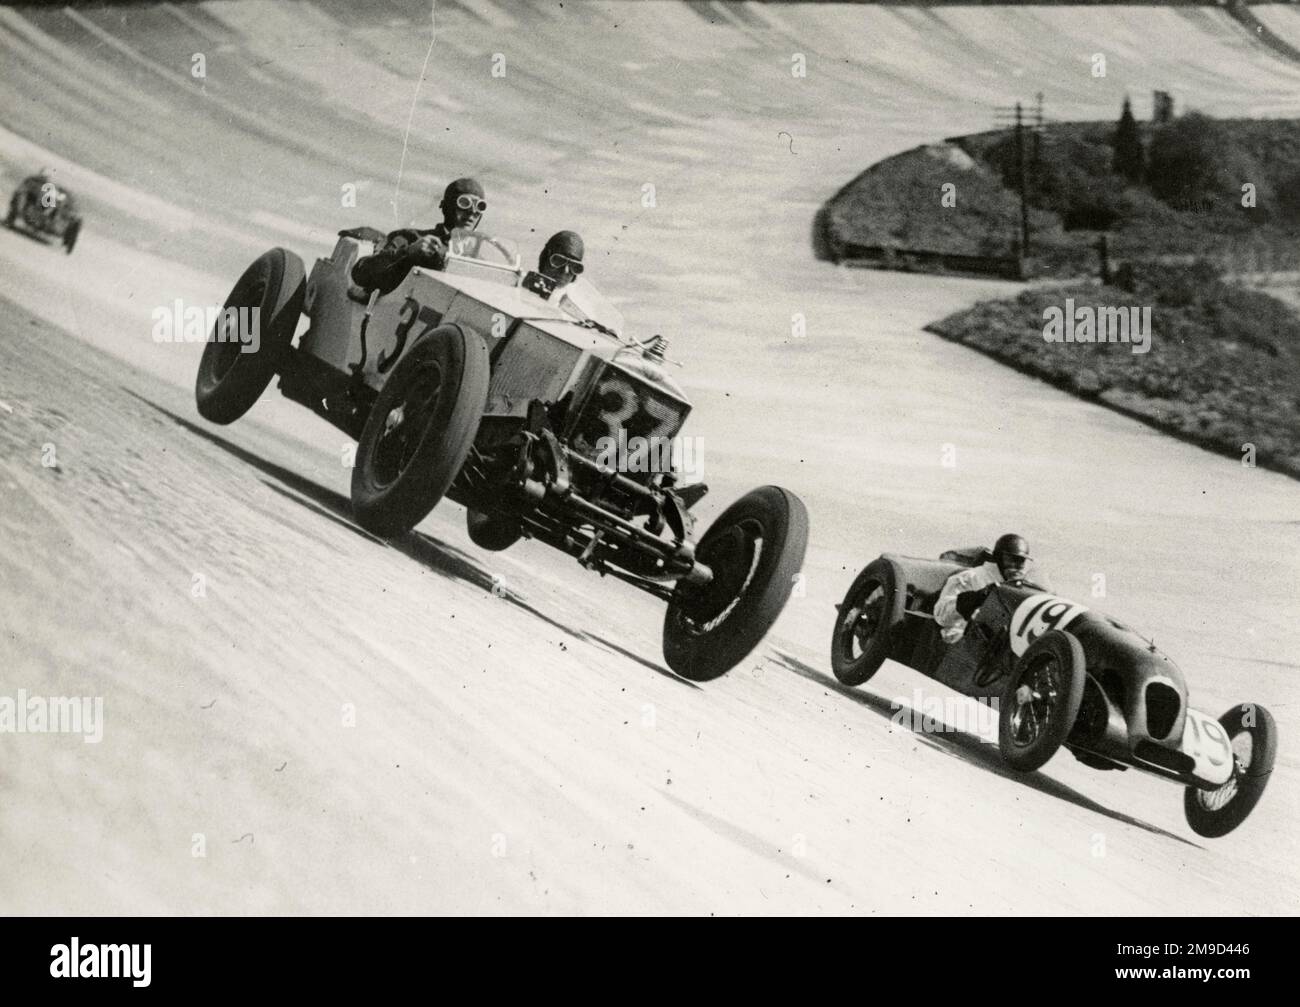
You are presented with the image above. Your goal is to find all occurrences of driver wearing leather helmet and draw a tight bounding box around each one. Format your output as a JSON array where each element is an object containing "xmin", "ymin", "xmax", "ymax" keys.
[
  {"xmin": 522, "ymin": 230, "xmax": 584, "ymax": 300},
  {"xmin": 351, "ymin": 177, "xmax": 487, "ymax": 295},
  {"xmin": 934, "ymin": 534, "xmax": 1033, "ymax": 644}
]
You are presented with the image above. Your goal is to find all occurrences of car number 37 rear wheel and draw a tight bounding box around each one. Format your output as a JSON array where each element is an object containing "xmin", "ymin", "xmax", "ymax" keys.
[
  {"xmin": 195, "ymin": 247, "xmax": 305, "ymax": 424},
  {"xmin": 661, "ymin": 485, "xmax": 808, "ymax": 682}
]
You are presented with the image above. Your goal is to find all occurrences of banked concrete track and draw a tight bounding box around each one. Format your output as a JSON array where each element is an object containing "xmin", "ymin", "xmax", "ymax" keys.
[{"xmin": 0, "ymin": 2, "xmax": 1298, "ymax": 914}]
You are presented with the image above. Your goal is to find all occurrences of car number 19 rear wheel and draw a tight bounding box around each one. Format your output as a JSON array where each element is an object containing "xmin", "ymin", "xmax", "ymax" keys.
[
  {"xmin": 998, "ymin": 629, "xmax": 1086, "ymax": 771},
  {"xmin": 830, "ymin": 559, "xmax": 904, "ymax": 686}
]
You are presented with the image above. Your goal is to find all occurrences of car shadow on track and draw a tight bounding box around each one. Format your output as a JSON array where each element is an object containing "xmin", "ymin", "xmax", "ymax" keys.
[
  {"xmin": 581, "ymin": 629, "xmax": 699, "ymax": 687},
  {"xmin": 767, "ymin": 648, "xmax": 1201, "ymax": 847},
  {"xmin": 133, "ymin": 393, "xmax": 698, "ymax": 689},
  {"xmin": 658, "ymin": 789, "xmax": 830, "ymax": 888}
]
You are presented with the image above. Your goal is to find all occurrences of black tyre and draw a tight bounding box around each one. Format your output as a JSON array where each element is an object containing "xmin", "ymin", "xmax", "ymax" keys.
[
  {"xmin": 830, "ymin": 559, "xmax": 904, "ymax": 686},
  {"xmin": 62, "ymin": 219, "xmax": 80, "ymax": 254},
  {"xmin": 195, "ymin": 247, "xmax": 305, "ymax": 424},
  {"xmin": 351, "ymin": 323, "xmax": 489, "ymax": 538},
  {"xmin": 662, "ymin": 485, "xmax": 809, "ymax": 682},
  {"xmin": 1184, "ymin": 703, "xmax": 1277, "ymax": 838},
  {"xmin": 998, "ymin": 629, "xmax": 1086, "ymax": 772},
  {"xmin": 466, "ymin": 509, "xmax": 522, "ymax": 551},
  {"xmin": 4, "ymin": 193, "xmax": 17, "ymax": 229}
]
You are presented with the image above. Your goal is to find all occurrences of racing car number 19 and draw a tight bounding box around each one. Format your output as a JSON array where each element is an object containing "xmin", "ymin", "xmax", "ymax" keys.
[
  {"xmin": 1008, "ymin": 593, "xmax": 1089, "ymax": 656},
  {"xmin": 1182, "ymin": 706, "xmax": 1235, "ymax": 785}
]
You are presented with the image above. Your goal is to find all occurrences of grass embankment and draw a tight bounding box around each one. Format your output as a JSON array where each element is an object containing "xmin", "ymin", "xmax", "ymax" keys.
[
  {"xmin": 822, "ymin": 115, "xmax": 1300, "ymax": 278},
  {"xmin": 926, "ymin": 263, "xmax": 1300, "ymax": 479}
]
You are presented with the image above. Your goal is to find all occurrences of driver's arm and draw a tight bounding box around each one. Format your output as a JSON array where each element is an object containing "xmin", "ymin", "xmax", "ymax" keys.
[
  {"xmin": 352, "ymin": 229, "xmax": 447, "ymax": 295},
  {"xmin": 955, "ymin": 585, "xmax": 994, "ymax": 619},
  {"xmin": 934, "ymin": 569, "xmax": 979, "ymax": 630}
]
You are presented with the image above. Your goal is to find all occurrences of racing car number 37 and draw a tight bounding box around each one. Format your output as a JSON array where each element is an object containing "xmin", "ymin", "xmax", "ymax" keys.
[
  {"xmin": 590, "ymin": 375, "xmax": 679, "ymax": 443},
  {"xmin": 379, "ymin": 297, "xmax": 442, "ymax": 373}
]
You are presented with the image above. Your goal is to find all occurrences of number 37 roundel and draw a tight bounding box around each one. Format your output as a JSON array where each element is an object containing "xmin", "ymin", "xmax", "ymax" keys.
[{"xmin": 1008, "ymin": 594, "xmax": 1090, "ymax": 657}]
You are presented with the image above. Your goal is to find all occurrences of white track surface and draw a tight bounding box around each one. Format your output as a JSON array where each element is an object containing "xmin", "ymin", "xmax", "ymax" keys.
[{"xmin": 0, "ymin": 2, "xmax": 1297, "ymax": 914}]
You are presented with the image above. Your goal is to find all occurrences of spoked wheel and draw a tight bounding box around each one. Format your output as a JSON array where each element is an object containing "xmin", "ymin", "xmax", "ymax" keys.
[
  {"xmin": 195, "ymin": 247, "xmax": 305, "ymax": 424},
  {"xmin": 351, "ymin": 323, "xmax": 489, "ymax": 538},
  {"xmin": 830, "ymin": 559, "xmax": 903, "ymax": 686},
  {"xmin": 1184, "ymin": 703, "xmax": 1277, "ymax": 838},
  {"xmin": 998, "ymin": 629, "xmax": 1086, "ymax": 771},
  {"xmin": 369, "ymin": 361, "xmax": 444, "ymax": 488},
  {"xmin": 662, "ymin": 485, "xmax": 808, "ymax": 682}
]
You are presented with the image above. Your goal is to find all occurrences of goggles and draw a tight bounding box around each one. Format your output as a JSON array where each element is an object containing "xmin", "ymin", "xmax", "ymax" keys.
[
  {"xmin": 453, "ymin": 194, "xmax": 487, "ymax": 212},
  {"xmin": 548, "ymin": 252, "xmax": 583, "ymax": 274}
]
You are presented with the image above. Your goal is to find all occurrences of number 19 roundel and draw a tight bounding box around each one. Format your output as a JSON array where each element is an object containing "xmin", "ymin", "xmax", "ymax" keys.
[{"xmin": 1008, "ymin": 594, "xmax": 1089, "ymax": 657}]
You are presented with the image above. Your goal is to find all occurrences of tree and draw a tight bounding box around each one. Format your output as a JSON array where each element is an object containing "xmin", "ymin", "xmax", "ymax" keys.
[
  {"xmin": 1275, "ymin": 168, "xmax": 1300, "ymax": 226},
  {"xmin": 1147, "ymin": 112, "xmax": 1257, "ymax": 215},
  {"xmin": 1112, "ymin": 96, "xmax": 1145, "ymax": 183}
]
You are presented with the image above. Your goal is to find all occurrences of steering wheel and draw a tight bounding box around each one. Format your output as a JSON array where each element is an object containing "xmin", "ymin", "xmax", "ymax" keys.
[
  {"xmin": 482, "ymin": 236, "xmax": 517, "ymax": 265},
  {"xmin": 451, "ymin": 234, "xmax": 517, "ymax": 268}
]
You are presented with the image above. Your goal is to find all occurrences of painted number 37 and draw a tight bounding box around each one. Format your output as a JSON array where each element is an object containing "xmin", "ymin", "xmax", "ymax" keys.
[{"xmin": 378, "ymin": 297, "xmax": 441, "ymax": 373}]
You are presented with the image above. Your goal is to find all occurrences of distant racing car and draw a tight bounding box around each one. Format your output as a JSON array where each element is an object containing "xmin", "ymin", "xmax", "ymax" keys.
[
  {"xmin": 5, "ymin": 173, "xmax": 82, "ymax": 253},
  {"xmin": 194, "ymin": 227, "xmax": 808, "ymax": 682},
  {"xmin": 831, "ymin": 547, "xmax": 1277, "ymax": 837}
]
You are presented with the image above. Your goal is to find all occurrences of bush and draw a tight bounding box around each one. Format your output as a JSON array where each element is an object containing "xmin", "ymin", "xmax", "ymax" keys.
[
  {"xmin": 1147, "ymin": 113, "xmax": 1223, "ymax": 205},
  {"xmin": 982, "ymin": 128, "xmax": 1127, "ymax": 230},
  {"xmin": 1060, "ymin": 174, "xmax": 1126, "ymax": 230},
  {"xmin": 1147, "ymin": 112, "xmax": 1263, "ymax": 218},
  {"xmin": 1117, "ymin": 259, "xmax": 1221, "ymax": 306},
  {"xmin": 823, "ymin": 145, "xmax": 1027, "ymax": 256},
  {"xmin": 1274, "ymin": 167, "xmax": 1300, "ymax": 225}
]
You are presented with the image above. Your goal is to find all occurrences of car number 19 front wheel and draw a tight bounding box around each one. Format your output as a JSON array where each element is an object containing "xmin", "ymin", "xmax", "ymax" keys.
[{"xmin": 1183, "ymin": 703, "xmax": 1277, "ymax": 838}]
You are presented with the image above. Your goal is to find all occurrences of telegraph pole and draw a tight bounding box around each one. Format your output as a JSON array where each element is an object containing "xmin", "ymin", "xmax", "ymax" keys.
[
  {"xmin": 995, "ymin": 96, "xmax": 1046, "ymax": 263},
  {"xmin": 1033, "ymin": 91, "xmax": 1043, "ymax": 194},
  {"xmin": 1016, "ymin": 103, "xmax": 1029, "ymax": 256}
]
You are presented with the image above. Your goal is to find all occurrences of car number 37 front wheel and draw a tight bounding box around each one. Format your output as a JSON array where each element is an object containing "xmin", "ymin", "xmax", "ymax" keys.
[
  {"xmin": 661, "ymin": 485, "xmax": 808, "ymax": 682},
  {"xmin": 350, "ymin": 323, "xmax": 489, "ymax": 538}
]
